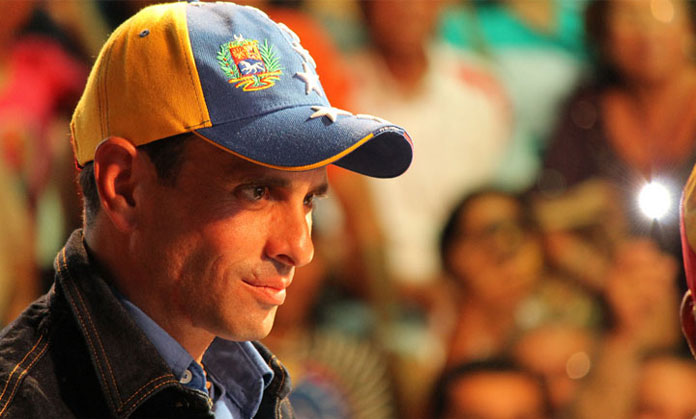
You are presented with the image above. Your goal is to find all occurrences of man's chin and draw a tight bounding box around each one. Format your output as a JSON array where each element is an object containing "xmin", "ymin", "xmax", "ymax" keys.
[{"xmin": 218, "ymin": 310, "xmax": 277, "ymax": 342}]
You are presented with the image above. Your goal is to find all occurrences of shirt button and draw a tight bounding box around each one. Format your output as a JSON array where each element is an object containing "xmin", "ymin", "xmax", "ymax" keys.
[{"xmin": 180, "ymin": 369, "xmax": 193, "ymax": 384}]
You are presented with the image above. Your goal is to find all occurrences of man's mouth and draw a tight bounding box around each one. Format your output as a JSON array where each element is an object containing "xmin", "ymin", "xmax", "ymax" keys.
[{"xmin": 242, "ymin": 277, "xmax": 291, "ymax": 306}]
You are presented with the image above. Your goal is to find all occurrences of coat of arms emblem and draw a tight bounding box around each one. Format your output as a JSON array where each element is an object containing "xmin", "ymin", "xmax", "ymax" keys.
[{"xmin": 217, "ymin": 35, "xmax": 283, "ymax": 92}]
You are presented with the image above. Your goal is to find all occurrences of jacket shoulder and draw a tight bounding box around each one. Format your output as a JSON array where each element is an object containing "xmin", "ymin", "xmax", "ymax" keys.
[
  {"xmin": 0, "ymin": 294, "xmax": 64, "ymax": 417},
  {"xmin": 0, "ymin": 293, "xmax": 98, "ymax": 418},
  {"xmin": 0, "ymin": 373, "xmax": 73, "ymax": 418}
]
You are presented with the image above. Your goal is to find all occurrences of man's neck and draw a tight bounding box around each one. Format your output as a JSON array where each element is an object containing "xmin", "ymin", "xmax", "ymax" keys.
[{"xmin": 85, "ymin": 223, "xmax": 214, "ymax": 362}]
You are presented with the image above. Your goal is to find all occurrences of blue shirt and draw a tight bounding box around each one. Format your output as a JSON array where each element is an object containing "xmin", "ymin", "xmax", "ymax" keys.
[{"xmin": 117, "ymin": 296, "xmax": 274, "ymax": 418}]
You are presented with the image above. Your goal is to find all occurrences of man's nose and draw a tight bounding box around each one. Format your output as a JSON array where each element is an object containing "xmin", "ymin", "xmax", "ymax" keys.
[{"xmin": 265, "ymin": 204, "xmax": 314, "ymax": 268}]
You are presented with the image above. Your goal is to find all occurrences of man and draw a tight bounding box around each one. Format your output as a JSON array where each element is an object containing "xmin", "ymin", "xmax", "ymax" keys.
[
  {"xmin": 0, "ymin": 2, "xmax": 412, "ymax": 418},
  {"xmin": 681, "ymin": 165, "xmax": 696, "ymax": 355}
]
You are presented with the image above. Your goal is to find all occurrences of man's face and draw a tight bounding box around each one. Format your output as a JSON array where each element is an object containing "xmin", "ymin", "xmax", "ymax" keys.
[{"xmin": 131, "ymin": 138, "xmax": 328, "ymax": 342}]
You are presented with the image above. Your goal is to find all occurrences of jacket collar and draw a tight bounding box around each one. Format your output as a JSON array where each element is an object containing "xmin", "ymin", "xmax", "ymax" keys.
[{"xmin": 54, "ymin": 230, "xmax": 180, "ymax": 417}]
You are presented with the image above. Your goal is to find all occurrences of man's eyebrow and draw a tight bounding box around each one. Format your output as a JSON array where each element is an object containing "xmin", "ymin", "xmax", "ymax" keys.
[
  {"xmin": 311, "ymin": 181, "xmax": 330, "ymax": 196},
  {"xmin": 237, "ymin": 175, "xmax": 291, "ymax": 188}
]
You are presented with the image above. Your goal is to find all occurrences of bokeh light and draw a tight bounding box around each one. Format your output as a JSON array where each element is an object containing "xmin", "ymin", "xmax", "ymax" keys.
[{"xmin": 638, "ymin": 182, "xmax": 672, "ymax": 220}]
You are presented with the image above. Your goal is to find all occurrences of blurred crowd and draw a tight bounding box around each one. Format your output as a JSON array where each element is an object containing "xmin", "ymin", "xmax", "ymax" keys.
[{"xmin": 3, "ymin": 0, "xmax": 696, "ymax": 418}]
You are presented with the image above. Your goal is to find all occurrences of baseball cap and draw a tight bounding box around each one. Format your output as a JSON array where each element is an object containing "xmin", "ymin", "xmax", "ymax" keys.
[{"xmin": 70, "ymin": 1, "xmax": 413, "ymax": 178}]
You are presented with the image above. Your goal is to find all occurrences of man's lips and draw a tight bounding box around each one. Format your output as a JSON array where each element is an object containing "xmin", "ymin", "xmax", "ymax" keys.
[{"xmin": 242, "ymin": 277, "xmax": 292, "ymax": 306}]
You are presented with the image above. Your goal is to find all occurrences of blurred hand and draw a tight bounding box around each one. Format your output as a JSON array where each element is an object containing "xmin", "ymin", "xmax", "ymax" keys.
[{"xmin": 604, "ymin": 238, "xmax": 679, "ymax": 349}]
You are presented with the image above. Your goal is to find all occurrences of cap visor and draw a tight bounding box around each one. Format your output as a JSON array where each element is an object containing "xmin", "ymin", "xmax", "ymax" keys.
[{"xmin": 194, "ymin": 105, "xmax": 413, "ymax": 178}]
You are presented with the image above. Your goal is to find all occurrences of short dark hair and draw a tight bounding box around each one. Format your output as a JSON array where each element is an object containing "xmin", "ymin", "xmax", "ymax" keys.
[
  {"xmin": 78, "ymin": 133, "xmax": 194, "ymax": 226},
  {"xmin": 429, "ymin": 358, "xmax": 552, "ymax": 419}
]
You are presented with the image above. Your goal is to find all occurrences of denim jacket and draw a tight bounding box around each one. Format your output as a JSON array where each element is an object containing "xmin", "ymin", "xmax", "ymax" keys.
[{"xmin": 0, "ymin": 230, "xmax": 294, "ymax": 418}]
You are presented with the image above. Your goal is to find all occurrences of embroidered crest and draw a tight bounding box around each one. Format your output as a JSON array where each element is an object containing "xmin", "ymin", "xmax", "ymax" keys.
[{"xmin": 216, "ymin": 35, "xmax": 282, "ymax": 91}]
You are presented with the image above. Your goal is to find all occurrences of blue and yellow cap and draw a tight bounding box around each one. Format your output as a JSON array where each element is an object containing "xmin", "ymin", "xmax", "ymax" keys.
[{"xmin": 70, "ymin": 1, "xmax": 413, "ymax": 178}]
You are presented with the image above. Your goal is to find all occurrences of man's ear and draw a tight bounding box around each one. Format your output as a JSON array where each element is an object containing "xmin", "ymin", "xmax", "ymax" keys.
[{"xmin": 93, "ymin": 137, "xmax": 141, "ymax": 232}]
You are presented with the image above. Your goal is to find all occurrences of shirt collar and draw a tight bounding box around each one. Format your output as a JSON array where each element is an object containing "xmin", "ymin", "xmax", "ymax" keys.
[
  {"xmin": 117, "ymin": 296, "xmax": 207, "ymax": 391},
  {"xmin": 115, "ymin": 292, "xmax": 274, "ymax": 418},
  {"xmin": 205, "ymin": 340, "xmax": 274, "ymax": 418}
]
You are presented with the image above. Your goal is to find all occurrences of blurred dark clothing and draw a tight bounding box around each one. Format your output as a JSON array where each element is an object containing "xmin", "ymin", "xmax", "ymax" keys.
[{"xmin": 0, "ymin": 230, "xmax": 294, "ymax": 418}]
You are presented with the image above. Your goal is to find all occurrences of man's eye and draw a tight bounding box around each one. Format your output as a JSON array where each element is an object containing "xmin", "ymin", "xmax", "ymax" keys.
[
  {"xmin": 238, "ymin": 185, "xmax": 270, "ymax": 202},
  {"xmin": 304, "ymin": 194, "xmax": 315, "ymax": 208},
  {"xmin": 252, "ymin": 186, "xmax": 269, "ymax": 200},
  {"xmin": 304, "ymin": 193, "xmax": 325, "ymax": 209}
]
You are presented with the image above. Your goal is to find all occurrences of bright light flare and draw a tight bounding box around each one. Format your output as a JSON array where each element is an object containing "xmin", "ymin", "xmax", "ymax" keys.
[{"xmin": 638, "ymin": 182, "xmax": 671, "ymax": 220}]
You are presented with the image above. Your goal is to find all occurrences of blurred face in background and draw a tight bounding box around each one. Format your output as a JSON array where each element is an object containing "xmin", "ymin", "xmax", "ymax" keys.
[
  {"xmin": 362, "ymin": 0, "xmax": 442, "ymax": 55},
  {"xmin": 446, "ymin": 194, "xmax": 544, "ymax": 305},
  {"xmin": 444, "ymin": 371, "xmax": 549, "ymax": 419},
  {"xmin": 513, "ymin": 325, "xmax": 594, "ymax": 415},
  {"xmin": 605, "ymin": 0, "xmax": 696, "ymax": 85},
  {"xmin": 633, "ymin": 356, "xmax": 696, "ymax": 419}
]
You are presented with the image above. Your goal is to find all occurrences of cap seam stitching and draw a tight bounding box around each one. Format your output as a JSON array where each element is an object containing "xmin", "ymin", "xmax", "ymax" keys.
[
  {"xmin": 209, "ymin": 102, "xmax": 322, "ymax": 125},
  {"xmin": 100, "ymin": 35, "xmax": 117, "ymax": 140},
  {"xmin": 184, "ymin": 121, "xmax": 211, "ymax": 130},
  {"xmin": 181, "ymin": 8, "xmax": 209, "ymax": 128}
]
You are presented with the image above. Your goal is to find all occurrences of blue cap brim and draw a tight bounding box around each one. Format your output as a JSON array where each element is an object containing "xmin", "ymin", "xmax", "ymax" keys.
[{"xmin": 194, "ymin": 105, "xmax": 413, "ymax": 178}]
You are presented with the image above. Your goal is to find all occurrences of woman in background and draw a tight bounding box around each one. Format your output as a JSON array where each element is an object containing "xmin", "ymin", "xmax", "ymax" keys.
[{"xmin": 541, "ymin": 0, "xmax": 696, "ymax": 258}]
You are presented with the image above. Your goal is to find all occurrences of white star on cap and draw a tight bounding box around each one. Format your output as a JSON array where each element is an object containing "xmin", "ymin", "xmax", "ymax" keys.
[
  {"xmin": 356, "ymin": 114, "xmax": 390, "ymax": 125},
  {"xmin": 296, "ymin": 62, "xmax": 322, "ymax": 96},
  {"xmin": 310, "ymin": 106, "xmax": 352, "ymax": 123}
]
